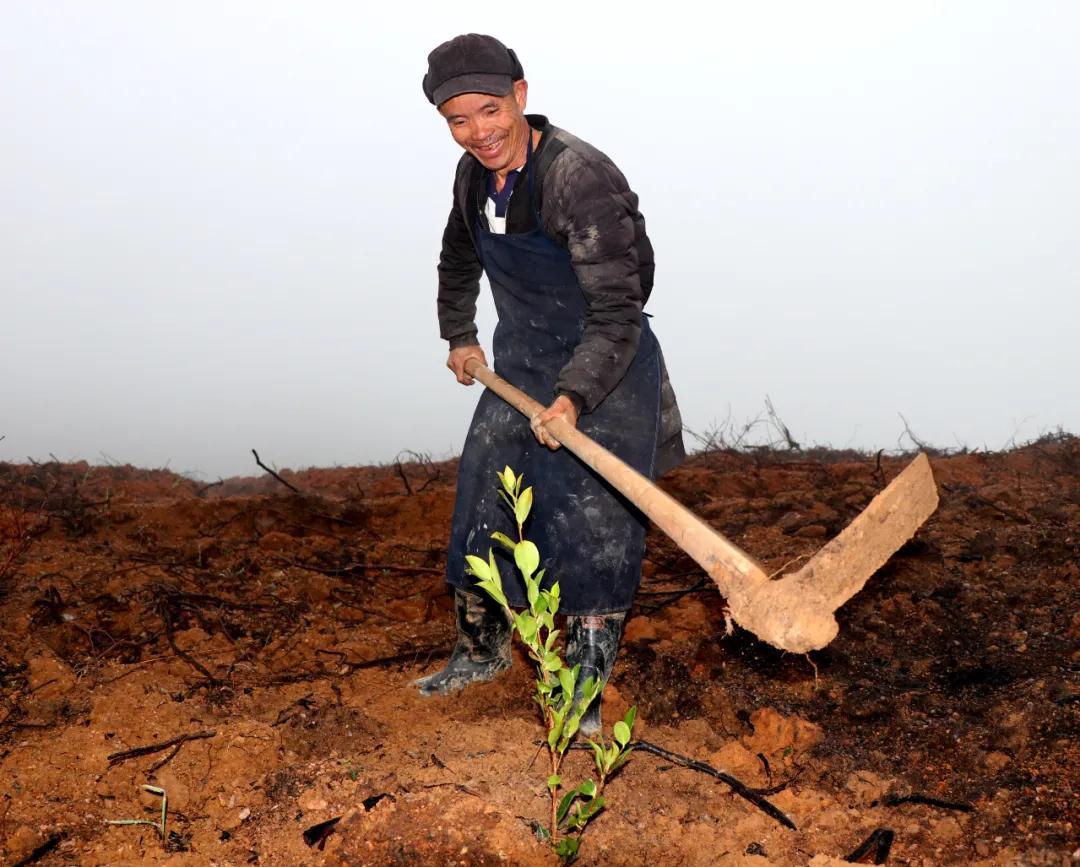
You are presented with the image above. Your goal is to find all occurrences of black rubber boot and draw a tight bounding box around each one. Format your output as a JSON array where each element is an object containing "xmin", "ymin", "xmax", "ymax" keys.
[
  {"xmin": 565, "ymin": 612, "xmax": 626, "ymax": 736},
  {"xmin": 415, "ymin": 589, "xmax": 513, "ymax": 696}
]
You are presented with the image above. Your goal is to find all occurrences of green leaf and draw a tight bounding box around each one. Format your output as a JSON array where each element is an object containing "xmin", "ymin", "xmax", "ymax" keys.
[
  {"xmin": 544, "ymin": 629, "xmax": 560, "ymax": 651},
  {"xmin": 579, "ymin": 779, "xmax": 596, "ymax": 798},
  {"xmin": 465, "ymin": 554, "xmax": 490, "ymax": 581},
  {"xmin": 588, "ymin": 740, "xmax": 605, "ymax": 774},
  {"xmin": 613, "ymin": 720, "xmax": 631, "ymax": 748},
  {"xmin": 547, "ymin": 774, "xmax": 561, "ymax": 790},
  {"xmin": 483, "ymin": 582, "xmax": 508, "ymax": 608},
  {"xmin": 548, "ymin": 709, "xmax": 565, "ymax": 750},
  {"xmin": 560, "ymin": 714, "xmax": 580, "ymax": 748},
  {"xmin": 514, "ymin": 540, "xmax": 540, "ymax": 579},
  {"xmin": 534, "ymin": 593, "xmax": 548, "ymax": 617},
  {"xmin": 554, "ymin": 836, "xmax": 580, "ymax": 861},
  {"xmin": 623, "ymin": 705, "xmax": 637, "ymax": 732},
  {"xmin": 557, "ymin": 666, "xmax": 575, "ymax": 698},
  {"xmin": 577, "ymin": 676, "xmax": 598, "ymax": 711},
  {"xmin": 515, "ymin": 486, "xmax": 533, "ymax": 525},
  {"xmin": 556, "ymin": 787, "xmax": 579, "ymax": 824},
  {"xmin": 566, "ymin": 795, "xmax": 604, "ymax": 831},
  {"xmin": 609, "ymin": 748, "xmax": 633, "ymax": 774},
  {"xmin": 542, "ymin": 654, "xmax": 562, "ymax": 672},
  {"xmin": 566, "ymin": 807, "xmax": 589, "ymax": 832},
  {"xmin": 490, "ymin": 531, "xmax": 517, "ymax": 552},
  {"xmin": 527, "ymin": 579, "xmax": 539, "ymax": 610},
  {"xmin": 500, "ymin": 466, "xmax": 516, "ymax": 494}
]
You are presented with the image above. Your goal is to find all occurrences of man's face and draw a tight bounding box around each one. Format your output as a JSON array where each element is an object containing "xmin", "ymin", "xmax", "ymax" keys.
[{"xmin": 439, "ymin": 80, "xmax": 530, "ymax": 173}]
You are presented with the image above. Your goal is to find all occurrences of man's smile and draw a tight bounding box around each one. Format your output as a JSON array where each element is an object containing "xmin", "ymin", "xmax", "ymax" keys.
[{"xmin": 473, "ymin": 137, "xmax": 505, "ymax": 159}]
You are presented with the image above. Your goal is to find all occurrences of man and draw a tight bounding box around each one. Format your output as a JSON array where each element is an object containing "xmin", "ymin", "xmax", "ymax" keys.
[{"xmin": 415, "ymin": 33, "xmax": 685, "ymax": 735}]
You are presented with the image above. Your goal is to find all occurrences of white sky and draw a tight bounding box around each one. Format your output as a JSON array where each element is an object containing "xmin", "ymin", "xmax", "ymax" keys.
[{"xmin": 2, "ymin": 1, "xmax": 1077, "ymax": 479}]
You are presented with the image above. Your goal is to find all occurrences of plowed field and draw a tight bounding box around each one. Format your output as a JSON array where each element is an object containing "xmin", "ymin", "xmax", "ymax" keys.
[{"xmin": 1, "ymin": 437, "xmax": 1076, "ymax": 865}]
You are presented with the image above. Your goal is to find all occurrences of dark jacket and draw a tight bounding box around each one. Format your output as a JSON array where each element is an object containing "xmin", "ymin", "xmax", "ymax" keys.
[{"xmin": 437, "ymin": 115, "xmax": 684, "ymax": 473}]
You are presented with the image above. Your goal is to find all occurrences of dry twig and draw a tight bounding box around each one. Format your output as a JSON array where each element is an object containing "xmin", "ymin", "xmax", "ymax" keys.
[
  {"xmin": 251, "ymin": 449, "xmax": 301, "ymax": 493},
  {"xmin": 107, "ymin": 730, "xmax": 217, "ymax": 766}
]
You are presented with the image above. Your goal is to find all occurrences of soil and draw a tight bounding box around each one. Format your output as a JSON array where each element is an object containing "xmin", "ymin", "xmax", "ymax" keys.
[{"xmin": 0, "ymin": 438, "xmax": 1076, "ymax": 866}]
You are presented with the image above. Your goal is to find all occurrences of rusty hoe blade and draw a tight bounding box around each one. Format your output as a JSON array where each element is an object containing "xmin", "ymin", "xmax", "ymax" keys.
[{"xmin": 464, "ymin": 361, "xmax": 941, "ymax": 653}]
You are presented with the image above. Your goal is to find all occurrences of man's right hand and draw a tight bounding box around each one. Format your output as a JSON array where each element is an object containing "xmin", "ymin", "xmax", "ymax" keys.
[{"xmin": 447, "ymin": 345, "xmax": 488, "ymax": 385}]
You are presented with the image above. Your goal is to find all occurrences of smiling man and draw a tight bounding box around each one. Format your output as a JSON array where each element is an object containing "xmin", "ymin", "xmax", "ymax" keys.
[{"xmin": 415, "ymin": 34, "xmax": 685, "ymax": 735}]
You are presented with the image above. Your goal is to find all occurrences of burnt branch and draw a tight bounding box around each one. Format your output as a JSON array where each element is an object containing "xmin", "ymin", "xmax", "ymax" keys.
[
  {"xmin": 844, "ymin": 827, "xmax": 894, "ymax": 864},
  {"xmin": 570, "ymin": 739, "xmax": 797, "ymax": 830},
  {"xmin": 251, "ymin": 449, "xmax": 301, "ymax": 493},
  {"xmin": 107, "ymin": 730, "xmax": 217, "ymax": 766},
  {"xmin": 882, "ymin": 792, "xmax": 974, "ymax": 813}
]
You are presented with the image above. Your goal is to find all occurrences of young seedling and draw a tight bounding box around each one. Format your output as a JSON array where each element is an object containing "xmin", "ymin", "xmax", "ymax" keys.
[
  {"xmin": 106, "ymin": 784, "xmax": 168, "ymax": 844},
  {"xmin": 467, "ymin": 466, "xmax": 636, "ymax": 862}
]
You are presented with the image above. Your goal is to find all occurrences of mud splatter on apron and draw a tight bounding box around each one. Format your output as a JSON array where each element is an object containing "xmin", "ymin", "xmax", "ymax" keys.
[{"xmin": 446, "ymin": 142, "xmax": 663, "ymax": 615}]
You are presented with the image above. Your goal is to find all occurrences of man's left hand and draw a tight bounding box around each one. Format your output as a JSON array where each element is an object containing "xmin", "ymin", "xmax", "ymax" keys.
[{"xmin": 530, "ymin": 395, "xmax": 579, "ymax": 451}]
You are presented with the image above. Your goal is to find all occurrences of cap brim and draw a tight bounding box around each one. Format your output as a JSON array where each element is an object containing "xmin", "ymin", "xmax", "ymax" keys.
[{"xmin": 433, "ymin": 73, "xmax": 513, "ymax": 107}]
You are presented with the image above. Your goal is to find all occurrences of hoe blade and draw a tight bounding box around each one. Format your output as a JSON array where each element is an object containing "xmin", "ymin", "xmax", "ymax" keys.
[
  {"xmin": 734, "ymin": 453, "xmax": 940, "ymax": 653},
  {"xmin": 790, "ymin": 452, "xmax": 939, "ymax": 611}
]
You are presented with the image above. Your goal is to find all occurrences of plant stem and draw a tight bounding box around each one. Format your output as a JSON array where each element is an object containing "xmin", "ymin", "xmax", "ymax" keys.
[{"xmin": 549, "ymin": 745, "xmax": 559, "ymax": 843}]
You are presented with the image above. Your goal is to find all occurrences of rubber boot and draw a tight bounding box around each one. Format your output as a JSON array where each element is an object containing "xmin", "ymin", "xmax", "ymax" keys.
[
  {"xmin": 565, "ymin": 612, "xmax": 626, "ymax": 736},
  {"xmin": 415, "ymin": 589, "xmax": 512, "ymax": 696}
]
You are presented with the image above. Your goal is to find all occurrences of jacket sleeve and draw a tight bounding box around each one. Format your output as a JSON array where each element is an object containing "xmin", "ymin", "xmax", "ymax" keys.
[
  {"xmin": 544, "ymin": 154, "xmax": 645, "ymax": 412},
  {"xmin": 437, "ymin": 166, "xmax": 483, "ymax": 348}
]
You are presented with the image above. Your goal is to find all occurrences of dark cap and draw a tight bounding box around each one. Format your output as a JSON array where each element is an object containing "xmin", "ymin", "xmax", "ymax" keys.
[{"xmin": 422, "ymin": 33, "xmax": 524, "ymax": 107}]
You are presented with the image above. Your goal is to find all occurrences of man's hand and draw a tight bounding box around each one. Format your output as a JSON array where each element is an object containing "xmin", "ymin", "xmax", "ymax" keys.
[
  {"xmin": 530, "ymin": 395, "xmax": 579, "ymax": 451},
  {"xmin": 447, "ymin": 346, "xmax": 488, "ymax": 385}
]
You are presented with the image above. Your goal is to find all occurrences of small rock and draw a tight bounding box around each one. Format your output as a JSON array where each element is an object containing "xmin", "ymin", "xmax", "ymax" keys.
[
  {"xmin": 845, "ymin": 770, "xmax": 890, "ymax": 806},
  {"xmin": 930, "ymin": 816, "xmax": 963, "ymax": 843},
  {"xmin": 709, "ymin": 741, "xmax": 760, "ymax": 778},
  {"xmin": 983, "ymin": 751, "xmax": 1011, "ymax": 772},
  {"xmin": 744, "ymin": 707, "xmax": 824, "ymax": 757},
  {"xmin": 2, "ymin": 826, "xmax": 42, "ymax": 864},
  {"xmin": 975, "ymin": 840, "xmax": 991, "ymax": 857},
  {"xmin": 258, "ymin": 531, "xmax": 296, "ymax": 552},
  {"xmin": 776, "ymin": 511, "xmax": 805, "ymax": 532},
  {"xmin": 27, "ymin": 654, "xmax": 75, "ymax": 698},
  {"xmin": 979, "ymin": 482, "xmax": 1019, "ymax": 506},
  {"xmin": 623, "ymin": 617, "xmax": 658, "ymax": 642},
  {"xmin": 299, "ymin": 789, "xmax": 328, "ymax": 812}
]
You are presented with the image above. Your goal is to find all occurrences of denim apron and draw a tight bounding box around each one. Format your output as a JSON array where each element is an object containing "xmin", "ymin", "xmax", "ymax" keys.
[{"xmin": 446, "ymin": 140, "xmax": 662, "ymax": 615}]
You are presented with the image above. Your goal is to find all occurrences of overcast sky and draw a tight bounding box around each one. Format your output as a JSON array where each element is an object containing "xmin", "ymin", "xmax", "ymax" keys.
[{"xmin": 2, "ymin": 1, "xmax": 1077, "ymax": 479}]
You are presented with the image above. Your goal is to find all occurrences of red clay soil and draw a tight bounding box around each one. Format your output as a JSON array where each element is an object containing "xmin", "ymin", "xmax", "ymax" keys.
[{"xmin": 0, "ymin": 438, "xmax": 1076, "ymax": 866}]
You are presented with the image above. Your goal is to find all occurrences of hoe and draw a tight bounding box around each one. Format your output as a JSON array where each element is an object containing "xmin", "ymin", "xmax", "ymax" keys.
[{"xmin": 466, "ymin": 359, "xmax": 939, "ymax": 653}]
